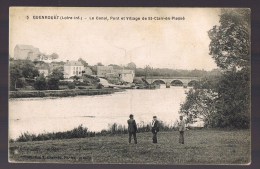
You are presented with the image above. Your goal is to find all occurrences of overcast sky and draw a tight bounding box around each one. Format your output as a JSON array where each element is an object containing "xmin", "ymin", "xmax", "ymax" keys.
[{"xmin": 10, "ymin": 7, "xmax": 220, "ymax": 70}]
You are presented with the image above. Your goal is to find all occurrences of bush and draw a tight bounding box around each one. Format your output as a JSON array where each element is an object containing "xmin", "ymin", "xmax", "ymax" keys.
[
  {"xmin": 67, "ymin": 82, "xmax": 76, "ymax": 89},
  {"xmin": 34, "ymin": 75, "xmax": 47, "ymax": 90},
  {"xmin": 16, "ymin": 125, "xmax": 89, "ymax": 142},
  {"xmin": 48, "ymin": 77, "xmax": 59, "ymax": 90},
  {"xmin": 78, "ymin": 86, "xmax": 86, "ymax": 89}
]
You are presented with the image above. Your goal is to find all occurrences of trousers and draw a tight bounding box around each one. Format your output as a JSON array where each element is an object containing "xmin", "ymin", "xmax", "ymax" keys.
[
  {"xmin": 152, "ymin": 131, "xmax": 157, "ymax": 143},
  {"xmin": 179, "ymin": 131, "xmax": 184, "ymax": 144},
  {"xmin": 129, "ymin": 132, "xmax": 137, "ymax": 144}
]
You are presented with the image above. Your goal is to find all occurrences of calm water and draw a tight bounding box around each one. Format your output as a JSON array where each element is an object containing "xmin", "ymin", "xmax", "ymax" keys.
[{"xmin": 9, "ymin": 86, "xmax": 189, "ymax": 139}]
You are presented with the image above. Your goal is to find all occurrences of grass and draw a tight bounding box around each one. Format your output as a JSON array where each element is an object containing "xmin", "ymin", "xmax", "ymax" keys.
[{"xmin": 9, "ymin": 129, "xmax": 250, "ymax": 164}]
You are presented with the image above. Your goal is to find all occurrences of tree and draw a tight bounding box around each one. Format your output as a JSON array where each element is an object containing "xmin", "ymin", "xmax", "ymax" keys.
[
  {"xmin": 180, "ymin": 9, "xmax": 250, "ymax": 129},
  {"xmin": 34, "ymin": 75, "xmax": 47, "ymax": 90},
  {"xmin": 50, "ymin": 53, "xmax": 59, "ymax": 60},
  {"xmin": 208, "ymin": 9, "xmax": 250, "ymax": 128},
  {"xmin": 51, "ymin": 68, "xmax": 64, "ymax": 80},
  {"xmin": 20, "ymin": 60, "xmax": 39, "ymax": 79},
  {"xmin": 10, "ymin": 62, "xmax": 23, "ymax": 90},
  {"xmin": 180, "ymin": 78, "xmax": 219, "ymax": 127},
  {"xmin": 126, "ymin": 62, "xmax": 136, "ymax": 70},
  {"xmin": 9, "ymin": 60, "xmax": 39, "ymax": 90},
  {"xmin": 213, "ymin": 70, "xmax": 250, "ymax": 128},
  {"xmin": 208, "ymin": 9, "xmax": 250, "ymax": 70},
  {"xmin": 47, "ymin": 77, "xmax": 59, "ymax": 90},
  {"xmin": 97, "ymin": 62, "xmax": 104, "ymax": 66},
  {"xmin": 78, "ymin": 58, "xmax": 88, "ymax": 67},
  {"xmin": 47, "ymin": 68, "xmax": 63, "ymax": 90}
]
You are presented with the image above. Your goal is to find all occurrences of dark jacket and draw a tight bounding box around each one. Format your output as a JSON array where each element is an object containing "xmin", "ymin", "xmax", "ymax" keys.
[
  {"xmin": 127, "ymin": 119, "xmax": 137, "ymax": 133},
  {"xmin": 151, "ymin": 120, "xmax": 159, "ymax": 133}
]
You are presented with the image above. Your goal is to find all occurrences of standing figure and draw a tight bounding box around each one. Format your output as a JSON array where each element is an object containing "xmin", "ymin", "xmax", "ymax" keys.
[
  {"xmin": 151, "ymin": 116, "xmax": 159, "ymax": 143},
  {"xmin": 178, "ymin": 115, "xmax": 185, "ymax": 144},
  {"xmin": 127, "ymin": 114, "xmax": 137, "ymax": 144}
]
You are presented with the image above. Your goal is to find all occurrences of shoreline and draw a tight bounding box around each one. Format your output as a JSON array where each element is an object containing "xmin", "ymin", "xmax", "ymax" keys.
[{"xmin": 9, "ymin": 88, "xmax": 125, "ymax": 98}]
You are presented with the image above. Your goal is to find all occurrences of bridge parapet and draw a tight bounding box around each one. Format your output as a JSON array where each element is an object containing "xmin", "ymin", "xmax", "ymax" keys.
[{"xmin": 142, "ymin": 76, "xmax": 200, "ymax": 86}]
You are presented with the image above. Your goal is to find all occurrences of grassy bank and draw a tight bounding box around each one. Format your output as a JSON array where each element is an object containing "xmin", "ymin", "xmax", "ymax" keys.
[
  {"xmin": 9, "ymin": 88, "xmax": 124, "ymax": 98},
  {"xmin": 9, "ymin": 129, "xmax": 250, "ymax": 164}
]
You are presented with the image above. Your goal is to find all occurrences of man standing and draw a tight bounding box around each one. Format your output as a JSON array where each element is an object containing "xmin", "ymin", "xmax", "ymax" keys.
[
  {"xmin": 127, "ymin": 114, "xmax": 137, "ymax": 144},
  {"xmin": 178, "ymin": 115, "xmax": 185, "ymax": 144},
  {"xmin": 151, "ymin": 116, "xmax": 159, "ymax": 143}
]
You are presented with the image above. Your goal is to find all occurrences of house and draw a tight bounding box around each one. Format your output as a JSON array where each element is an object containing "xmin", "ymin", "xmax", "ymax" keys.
[
  {"xmin": 35, "ymin": 62, "xmax": 50, "ymax": 77},
  {"xmin": 97, "ymin": 66, "xmax": 135, "ymax": 83},
  {"xmin": 64, "ymin": 61, "xmax": 84, "ymax": 78},
  {"xmin": 97, "ymin": 66, "xmax": 113, "ymax": 77},
  {"xmin": 14, "ymin": 45, "xmax": 41, "ymax": 61},
  {"xmin": 38, "ymin": 69, "xmax": 49, "ymax": 77},
  {"xmin": 119, "ymin": 69, "xmax": 135, "ymax": 83}
]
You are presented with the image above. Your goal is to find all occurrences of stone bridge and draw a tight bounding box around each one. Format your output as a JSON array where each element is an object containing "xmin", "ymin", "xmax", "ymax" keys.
[{"xmin": 143, "ymin": 76, "xmax": 200, "ymax": 86}]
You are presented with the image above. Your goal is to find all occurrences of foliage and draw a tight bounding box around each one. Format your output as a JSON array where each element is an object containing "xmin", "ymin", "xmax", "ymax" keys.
[
  {"xmin": 10, "ymin": 60, "xmax": 39, "ymax": 90},
  {"xmin": 78, "ymin": 58, "xmax": 88, "ymax": 67},
  {"xmin": 208, "ymin": 9, "xmax": 250, "ymax": 70},
  {"xmin": 34, "ymin": 75, "xmax": 47, "ymax": 90},
  {"xmin": 50, "ymin": 53, "xmax": 59, "ymax": 60},
  {"xmin": 135, "ymin": 67, "xmax": 221, "ymax": 78},
  {"xmin": 97, "ymin": 62, "xmax": 104, "ymax": 66},
  {"xmin": 126, "ymin": 62, "xmax": 137, "ymax": 70},
  {"xmin": 67, "ymin": 82, "xmax": 76, "ymax": 89},
  {"xmin": 16, "ymin": 125, "xmax": 91, "ymax": 142},
  {"xmin": 180, "ymin": 88, "xmax": 218, "ymax": 127},
  {"xmin": 213, "ymin": 70, "xmax": 250, "ymax": 128},
  {"xmin": 181, "ymin": 9, "xmax": 250, "ymax": 129},
  {"xmin": 47, "ymin": 77, "xmax": 59, "ymax": 90},
  {"xmin": 51, "ymin": 68, "xmax": 64, "ymax": 80}
]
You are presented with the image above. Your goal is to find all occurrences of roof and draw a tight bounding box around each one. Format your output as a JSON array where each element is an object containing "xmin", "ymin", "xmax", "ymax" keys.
[
  {"xmin": 15, "ymin": 44, "xmax": 37, "ymax": 50},
  {"xmin": 122, "ymin": 69, "xmax": 134, "ymax": 74},
  {"xmin": 64, "ymin": 61, "xmax": 83, "ymax": 66},
  {"xmin": 97, "ymin": 66, "xmax": 113, "ymax": 70}
]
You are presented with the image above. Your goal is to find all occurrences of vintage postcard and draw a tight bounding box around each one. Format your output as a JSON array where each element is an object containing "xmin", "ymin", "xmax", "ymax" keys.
[{"xmin": 9, "ymin": 7, "xmax": 251, "ymax": 164}]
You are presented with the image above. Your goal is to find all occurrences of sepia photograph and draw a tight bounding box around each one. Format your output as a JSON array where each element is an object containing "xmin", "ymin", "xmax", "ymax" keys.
[{"xmin": 8, "ymin": 7, "xmax": 251, "ymax": 164}]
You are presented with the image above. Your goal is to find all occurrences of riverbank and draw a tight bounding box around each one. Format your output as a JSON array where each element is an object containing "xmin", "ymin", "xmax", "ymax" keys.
[
  {"xmin": 9, "ymin": 88, "xmax": 125, "ymax": 98},
  {"xmin": 9, "ymin": 129, "xmax": 250, "ymax": 164}
]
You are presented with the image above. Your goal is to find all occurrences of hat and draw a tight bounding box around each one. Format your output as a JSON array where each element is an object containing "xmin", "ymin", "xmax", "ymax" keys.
[{"xmin": 153, "ymin": 116, "xmax": 157, "ymax": 118}]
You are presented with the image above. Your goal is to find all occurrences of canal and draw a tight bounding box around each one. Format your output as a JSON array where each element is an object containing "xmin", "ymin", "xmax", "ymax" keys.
[{"xmin": 9, "ymin": 86, "xmax": 189, "ymax": 139}]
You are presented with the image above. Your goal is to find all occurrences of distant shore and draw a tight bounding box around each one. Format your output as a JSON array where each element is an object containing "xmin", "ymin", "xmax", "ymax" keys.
[{"xmin": 9, "ymin": 88, "xmax": 125, "ymax": 98}]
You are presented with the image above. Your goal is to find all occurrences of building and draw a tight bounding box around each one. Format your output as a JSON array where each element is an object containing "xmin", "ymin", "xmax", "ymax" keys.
[
  {"xmin": 64, "ymin": 61, "xmax": 84, "ymax": 78},
  {"xmin": 38, "ymin": 69, "xmax": 49, "ymax": 77},
  {"xmin": 120, "ymin": 69, "xmax": 135, "ymax": 83},
  {"xmin": 97, "ymin": 66, "xmax": 113, "ymax": 77},
  {"xmin": 97, "ymin": 66, "xmax": 135, "ymax": 83},
  {"xmin": 35, "ymin": 62, "xmax": 50, "ymax": 77},
  {"xmin": 14, "ymin": 45, "xmax": 41, "ymax": 61}
]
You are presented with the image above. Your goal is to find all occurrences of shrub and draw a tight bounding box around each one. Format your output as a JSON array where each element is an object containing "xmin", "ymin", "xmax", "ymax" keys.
[
  {"xmin": 34, "ymin": 75, "xmax": 47, "ymax": 90},
  {"xmin": 67, "ymin": 82, "xmax": 76, "ymax": 89},
  {"xmin": 78, "ymin": 86, "xmax": 86, "ymax": 89}
]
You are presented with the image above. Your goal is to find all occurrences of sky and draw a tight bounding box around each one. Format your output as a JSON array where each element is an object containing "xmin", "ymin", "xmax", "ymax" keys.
[{"xmin": 10, "ymin": 7, "xmax": 221, "ymax": 70}]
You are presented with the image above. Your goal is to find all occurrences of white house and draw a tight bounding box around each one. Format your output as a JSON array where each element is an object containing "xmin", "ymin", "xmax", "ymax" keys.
[
  {"xmin": 120, "ymin": 69, "xmax": 135, "ymax": 83},
  {"xmin": 64, "ymin": 61, "xmax": 84, "ymax": 78}
]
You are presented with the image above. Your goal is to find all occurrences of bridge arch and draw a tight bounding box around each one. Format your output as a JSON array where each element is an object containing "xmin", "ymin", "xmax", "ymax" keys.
[
  {"xmin": 170, "ymin": 80, "xmax": 184, "ymax": 86},
  {"xmin": 152, "ymin": 79, "xmax": 166, "ymax": 85},
  {"xmin": 187, "ymin": 80, "xmax": 199, "ymax": 87}
]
